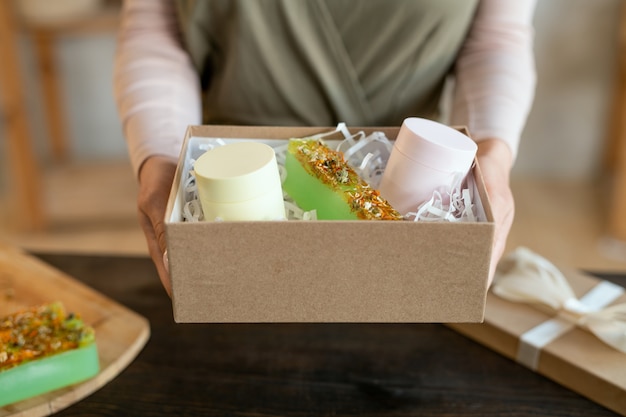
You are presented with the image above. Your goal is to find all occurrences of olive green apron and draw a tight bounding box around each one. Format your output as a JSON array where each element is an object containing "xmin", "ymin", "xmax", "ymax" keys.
[{"xmin": 176, "ymin": 0, "xmax": 477, "ymax": 127}]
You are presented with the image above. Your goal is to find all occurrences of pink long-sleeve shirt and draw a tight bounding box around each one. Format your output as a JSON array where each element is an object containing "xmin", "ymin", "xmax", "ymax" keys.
[{"xmin": 114, "ymin": 0, "xmax": 536, "ymax": 176}]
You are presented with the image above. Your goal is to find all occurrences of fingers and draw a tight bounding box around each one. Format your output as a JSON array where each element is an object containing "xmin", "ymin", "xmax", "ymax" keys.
[
  {"xmin": 136, "ymin": 156, "xmax": 178, "ymax": 297},
  {"xmin": 488, "ymin": 193, "xmax": 514, "ymax": 285},
  {"xmin": 138, "ymin": 208, "xmax": 172, "ymax": 296},
  {"xmin": 475, "ymin": 138, "xmax": 515, "ymax": 286},
  {"xmin": 163, "ymin": 250, "xmax": 169, "ymax": 274}
]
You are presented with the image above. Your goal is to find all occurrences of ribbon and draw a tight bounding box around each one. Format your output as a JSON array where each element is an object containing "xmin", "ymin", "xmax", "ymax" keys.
[{"xmin": 492, "ymin": 247, "xmax": 626, "ymax": 370}]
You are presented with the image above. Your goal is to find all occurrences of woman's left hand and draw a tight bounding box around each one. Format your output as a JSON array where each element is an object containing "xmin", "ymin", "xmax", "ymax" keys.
[{"xmin": 475, "ymin": 138, "xmax": 515, "ymax": 286}]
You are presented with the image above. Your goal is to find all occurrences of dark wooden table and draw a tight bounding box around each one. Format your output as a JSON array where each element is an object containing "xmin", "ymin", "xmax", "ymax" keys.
[{"xmin": 32, "ymin": 252, "xmax": 624, "ymax": 417}]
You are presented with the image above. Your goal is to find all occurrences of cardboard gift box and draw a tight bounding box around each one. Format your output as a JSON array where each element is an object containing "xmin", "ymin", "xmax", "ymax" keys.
[
  {"xmin": 164, "ymin": 125, "xmax": 494, "ymax": 323},
  {"xmin": 449, "ymin": 248, "xmax": 626, "ymax": 416}
]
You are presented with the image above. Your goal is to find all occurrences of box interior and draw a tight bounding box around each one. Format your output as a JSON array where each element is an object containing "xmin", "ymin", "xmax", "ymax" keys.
[{"xmin": 167, "ymin": 128, "xmax": 491, "ymax": 225}]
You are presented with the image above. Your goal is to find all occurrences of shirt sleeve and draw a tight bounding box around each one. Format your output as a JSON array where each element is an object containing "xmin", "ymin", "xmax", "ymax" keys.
[
  {"xmin": 113, "ymin": 0, "xmax": 201, "ymax": 177},
  {"xmin": 450, "ymin": 0, "xmax": 537, "ymax": 158}
]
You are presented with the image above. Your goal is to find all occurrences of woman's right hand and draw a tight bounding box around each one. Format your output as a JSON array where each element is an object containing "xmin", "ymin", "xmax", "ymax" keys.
[{"xmin": 137, "ymin": 155, "xmax": 178, "ymax": 296}]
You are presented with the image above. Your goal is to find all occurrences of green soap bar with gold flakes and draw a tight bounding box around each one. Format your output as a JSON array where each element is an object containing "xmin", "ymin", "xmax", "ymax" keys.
[
  {"xmin": 283, "ymin": 138, "xmax": 403, "ymax": 220},
  {"xmin": 0, "ymin": 302, "xmax": 99, "ymax": 407}
]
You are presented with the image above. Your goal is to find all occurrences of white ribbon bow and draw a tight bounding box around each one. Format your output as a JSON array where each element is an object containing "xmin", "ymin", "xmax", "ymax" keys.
[{"xmin": 492, "ymin": 247, "xmax": 626, "ymax": 369}]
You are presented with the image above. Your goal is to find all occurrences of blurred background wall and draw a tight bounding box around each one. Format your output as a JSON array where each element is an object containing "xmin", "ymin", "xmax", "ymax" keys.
[
  {"xmin": 14, "ymin": 33, "xmax": 124, "ymax": 161},
  {"xmin": 517, "ymin": 0, "xmax": 621, "ymax": 180}
]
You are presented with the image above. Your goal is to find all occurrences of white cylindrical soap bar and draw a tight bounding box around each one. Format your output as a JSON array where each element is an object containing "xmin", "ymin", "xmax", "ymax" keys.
[
  {"xmin": 379, "ymin": 117, "xmax": 478, "ymax": 215},
  {"xmin": 194, "ymin": 142, "xmax": 286, "ymax": 221}
]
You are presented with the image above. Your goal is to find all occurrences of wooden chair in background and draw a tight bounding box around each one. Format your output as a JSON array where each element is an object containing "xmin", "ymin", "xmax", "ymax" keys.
[
  {"xmin": 0, "ymin": 0, "xmax": 118, "ymax": 231},
  {"xmin": 0, "ymin": 0, "xmax": 44, "ymax": 231},
  {"xmin": 607, "ymin": 2, "xmax": 626, "ymax": 244}
]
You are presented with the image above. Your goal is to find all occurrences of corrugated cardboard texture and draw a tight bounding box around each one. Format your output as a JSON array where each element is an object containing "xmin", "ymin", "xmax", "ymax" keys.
[
  {"xmin": 450, "ymin": 269, "xmax": 626, "ymax": 415},
  {"xmin": 165, "ymin": 125, "xmax": 494, "ymax": 323}
]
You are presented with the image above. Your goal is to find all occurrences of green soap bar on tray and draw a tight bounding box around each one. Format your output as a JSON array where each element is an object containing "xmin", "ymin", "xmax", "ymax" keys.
[
  {"xmin": 283, "ymin": 138, "xmax": 403, "ymax": 221},
  {"xmin": 0, "ymin": 302, "xmax": 100, "ymax": 407}
]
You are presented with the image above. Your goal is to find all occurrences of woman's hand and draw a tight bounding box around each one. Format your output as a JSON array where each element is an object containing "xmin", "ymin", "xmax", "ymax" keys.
[
  {"xmin": 137, "ymin": 155, "xmax": 178, "ymax": 296},
  {"xmin": 475, "ymin": 138, "xmax": 515, "ymax": 286}
]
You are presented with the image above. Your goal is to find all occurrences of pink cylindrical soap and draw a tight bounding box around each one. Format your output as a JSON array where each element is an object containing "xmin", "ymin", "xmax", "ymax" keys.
[{"xmin": 379, "ymin": 117, "xmax": 477, "ymax": 215}]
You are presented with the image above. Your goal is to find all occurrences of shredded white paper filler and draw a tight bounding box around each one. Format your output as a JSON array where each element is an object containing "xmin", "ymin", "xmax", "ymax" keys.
[{"xmin": 181, "ymin": 124, "xmax": 478, "ymax": 223}]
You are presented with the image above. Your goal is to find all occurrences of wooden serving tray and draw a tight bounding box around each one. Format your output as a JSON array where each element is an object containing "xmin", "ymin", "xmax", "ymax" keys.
[{"xmin": 0, "ymin": 243, "xmax": 150, "ymax": 416}]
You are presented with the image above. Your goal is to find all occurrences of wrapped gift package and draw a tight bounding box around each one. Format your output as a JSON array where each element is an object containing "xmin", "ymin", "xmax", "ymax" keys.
[
  {"xmin": 164, "ymin": 125, "xmax": 495, "ymax": 323},
  {"xmin": 449, "ymin": 248, "xmax": 626, "ymax": 416}
]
